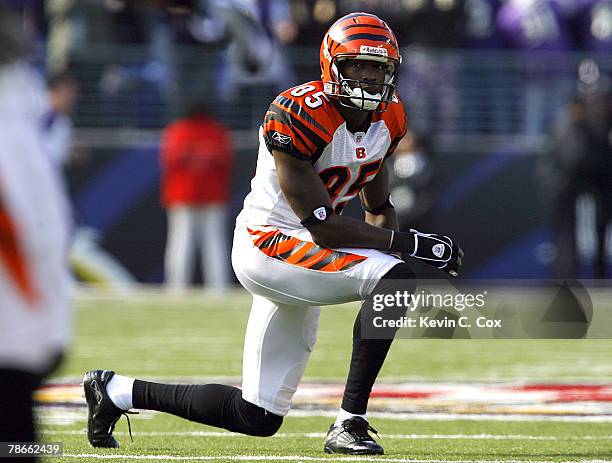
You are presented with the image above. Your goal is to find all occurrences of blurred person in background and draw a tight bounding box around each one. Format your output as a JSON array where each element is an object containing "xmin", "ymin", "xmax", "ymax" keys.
[
  {"xmin": 461, "ymin": 0, "xmax": 513, "ymax": 134},
  {"xmin": 44, "ymin": 70, "xmax": 136, "ymax": 288},
  {"xmin": 399, "ymin": 0, "xmax": 465, "ymax": 138},
  {"xmin": 189, "ymin": 0, "xmax": 297, "ymax": 127},
  {"xmin": 289, "ymin": 0, "xmax": 338, "ymax": 45},
  {"xmin": 574, "ymin": 0, "xmax": 612, "ymax": 53},
  {"xmin": 97, "ymin": 0, "xmax": 188, "ymax": 126},
  {"xmin": 389, "ymin": 132, "xmax": 437, "ymax": 234},
  {"xmin": 497, "ymin": 0, "xmax": 575, "ymax": 143},
  {"xmin": 0, "ymin": 6, "xmax": 72, "ymax": 459},
  {"xmin": 389, "ymin": 132, "xmax": 441, "ymax": 278},
  {"xmin": 539, "ymin": 60, "xmax": 612, "ymax": 279},
  {"xmin": 160, "ymin": 97, "xmax": 233, "ymax": 290},
  {"xmin": 45, "ymin": 70, "xmax": 79, "ymax": 166},
  {"xmin": 46, "ymin": 0, "xmax": 89, "ymax": 73}
]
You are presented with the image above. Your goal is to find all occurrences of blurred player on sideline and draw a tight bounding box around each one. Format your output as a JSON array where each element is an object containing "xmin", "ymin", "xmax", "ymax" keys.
[
  {"xmin": 45, "ymin": 71, "xmax": 79, "ymax": 166},
  {"xmin": 0, "ymin": 6, "xmax": 73, "ymax": 460},
  {"xmin": 161, "ymin": 98, "xmax": 233, "ymax": 291},
  {"xmin": 84, "ymin": 13, "xmax": 463, "ymax": 455}
]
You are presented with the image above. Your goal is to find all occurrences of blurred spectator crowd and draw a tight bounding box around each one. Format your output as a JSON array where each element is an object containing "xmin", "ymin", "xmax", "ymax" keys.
[
  {"xmin": 6, "ymin": 0, "xmax": 612, "ymax": 135},
  {"xmin": 6, "ymin": 0, "xmax": 612, "ymax": 281}
]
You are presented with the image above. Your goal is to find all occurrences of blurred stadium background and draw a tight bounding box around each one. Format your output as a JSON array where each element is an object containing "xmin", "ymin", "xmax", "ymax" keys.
[{"xmin": 15, "ymin": 0, "xmax": 612, "ymax": 285}]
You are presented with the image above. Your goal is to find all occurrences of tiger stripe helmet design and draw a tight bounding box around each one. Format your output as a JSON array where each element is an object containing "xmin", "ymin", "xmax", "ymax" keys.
[{"xmin": 320, "ymin": 12, "xmax": 401, "ymax": 112}]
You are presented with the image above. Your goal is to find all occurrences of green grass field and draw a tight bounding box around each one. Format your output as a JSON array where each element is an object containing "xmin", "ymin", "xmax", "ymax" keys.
[{"xmin": 40, "ymin": 288, "xmax": 612, "ymax": 462}]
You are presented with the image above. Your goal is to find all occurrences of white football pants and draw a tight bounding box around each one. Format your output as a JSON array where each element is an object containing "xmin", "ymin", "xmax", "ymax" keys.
[
  {"xmin": 232, "ymin": 224, "xmax": 401, "ymax": 416},
  {"xmin": 165, "ymin": 205, "xmax": 230, "ymax": 290}
]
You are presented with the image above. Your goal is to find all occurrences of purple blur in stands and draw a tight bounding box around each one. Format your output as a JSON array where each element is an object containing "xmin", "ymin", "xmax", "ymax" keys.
[
  {"xmin": 497, "ymin": 0, "xmax": 572, "ymax": 51},
  {"xmin": 575, "ymin": 0, "xmax": 612, "ymax": 52},
  {"xmin": 463, "ymin": 0, "xmax": 505, "ymax": 49}
]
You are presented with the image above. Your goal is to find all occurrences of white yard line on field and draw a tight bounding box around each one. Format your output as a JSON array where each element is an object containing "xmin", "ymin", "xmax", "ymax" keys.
[
  {"xmin": 60, "ymin": 455, "xmax": 612, "ymax": 463},
  {"xmin": 36, "ymin": 406, "xmax": 612, "ymax": 424},
  {"xmin": 42, "ymin": 430, "xmax": 612, "ymax": 441},
  {"xmin": 287, "ymin": 410, "xmax": 612, "ymax": 423}
]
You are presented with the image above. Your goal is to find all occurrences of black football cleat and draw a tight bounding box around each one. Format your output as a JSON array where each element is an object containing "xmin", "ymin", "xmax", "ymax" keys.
[
  {"xmin": 83, "ymin": 369, "xmax": 134, "ymax": 448},
  {"xmin": 323, "ymin": 417, "xmax": 384, "ymax": 455}
]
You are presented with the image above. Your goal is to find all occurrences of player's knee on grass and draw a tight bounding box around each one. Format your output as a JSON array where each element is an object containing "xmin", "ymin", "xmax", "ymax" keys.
[{"xmin": 190, "ymin": 384, "xmax": 283, "ymax": 436}]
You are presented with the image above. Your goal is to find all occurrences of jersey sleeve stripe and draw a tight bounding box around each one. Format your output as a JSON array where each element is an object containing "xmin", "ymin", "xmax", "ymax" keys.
[
  {"xmin": 0, "ymin": 196, "xmax": 39, "ymax": 307},
  {"xmin": 275, "ymin": 96, "xmax": 331, "ymax": 137},
  {"xmin": 264, "ymin": 103, "xmax": 320, "ymax": 160},
  {"xmin": 263, "ymin": 116, "xmax": 310, "ymax": 160},
  {"xmin": 275, "ymin": 106, "xmax": 330, "ymax": 156},
  {"xmin": 271, "ymin": 101, "xmax": 330, "ymax": 150},
  {"xmin": 264, "ymin": 105, "xmax": 288, "ymax": 122},
  {"xmin": 290, "ymin": 124, "xmax": 320, "ymax": 158}
]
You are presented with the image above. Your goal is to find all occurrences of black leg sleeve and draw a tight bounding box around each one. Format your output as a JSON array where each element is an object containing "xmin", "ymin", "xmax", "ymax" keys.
[
  {"xmin": 0, "ymin": 369, "xmax": 37, "ymax": 463},
  {"xmin": 341, "ymin": 263, "xmax": 415, "ymax": 415},
  {"xmin": 132, "ymin": 381, "xmax": 282, "ymax": 437},
  {"xmin": 341, "ymin": 314, "xmax": 394, "ymax": 415}
]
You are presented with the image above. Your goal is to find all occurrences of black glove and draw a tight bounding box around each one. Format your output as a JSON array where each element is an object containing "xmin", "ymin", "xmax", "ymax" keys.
[{"xmin": 389, "ymin": 229, "xmax": 464, "ymax": 277}]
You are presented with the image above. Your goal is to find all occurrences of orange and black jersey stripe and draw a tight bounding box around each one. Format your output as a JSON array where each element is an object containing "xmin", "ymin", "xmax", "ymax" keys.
[
  {"xmin": 248, "ymin": 227, "xmax": 367, "ymax": 272},
  {"xmin": 263, "ymin": 80, "xmax": 408, "ymax": 161},
  {"xmin": 263, "ymin": 81, "xmax": 343, "ymax": 161}
]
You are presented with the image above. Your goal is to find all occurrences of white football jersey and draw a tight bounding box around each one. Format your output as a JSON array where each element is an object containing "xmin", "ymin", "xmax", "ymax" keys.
[
  {"xmin": 0, "ymin": 62, "xmax": 72, "ymax": 374},
  {"xmin": 236, "ymin": 80, "xmax": 407, "ymax": 233}
]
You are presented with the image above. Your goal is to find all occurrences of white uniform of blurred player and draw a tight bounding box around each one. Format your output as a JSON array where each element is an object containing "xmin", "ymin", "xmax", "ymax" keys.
[{"xmin": 0, "ymin": 7, "xmax": 72, "ymax": 449}]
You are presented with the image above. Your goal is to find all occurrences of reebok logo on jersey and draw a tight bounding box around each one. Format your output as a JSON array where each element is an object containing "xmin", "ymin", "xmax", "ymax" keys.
[
  {"xmin": 271, "ymin": 131, "xmax": 292, "ymax": 145},
  {"xmin": 432, "ymin": 244, "xmax": 445, "ymax": 258},
  {"xmin": 360, "ymin": 45, "xmax": 388, "ymax": 57},
  {"xmin": 314, "ymin": 207, "xmax": 327, "ymax": 221}
]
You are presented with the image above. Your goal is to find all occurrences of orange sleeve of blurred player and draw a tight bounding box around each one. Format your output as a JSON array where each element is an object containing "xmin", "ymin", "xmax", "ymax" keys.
[{"xmin": 0, "ymin": 192, "xmax": 39, "ymax": 307}]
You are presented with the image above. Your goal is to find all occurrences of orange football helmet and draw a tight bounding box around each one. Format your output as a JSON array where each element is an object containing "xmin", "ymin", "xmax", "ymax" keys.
[{"xmin": 320, "ymin": 12, "xmax": 401, "ymax": 112}]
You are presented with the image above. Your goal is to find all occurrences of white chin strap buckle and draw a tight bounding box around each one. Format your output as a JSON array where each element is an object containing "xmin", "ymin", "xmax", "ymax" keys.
[{"xmin": 349, "ymin": 87, "xmax": 382, "ymax": 111}]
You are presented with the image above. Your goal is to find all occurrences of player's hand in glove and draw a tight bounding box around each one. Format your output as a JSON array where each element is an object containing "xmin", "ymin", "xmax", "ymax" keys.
[{"xmin": 388, "ymin": 229, "xmax": 464, "ymax": 277}]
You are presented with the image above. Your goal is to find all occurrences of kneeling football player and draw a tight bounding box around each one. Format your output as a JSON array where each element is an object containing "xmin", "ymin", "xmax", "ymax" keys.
[{"xmin": 84, "ymin": 12, "xmax": 463, "ymax": 455}]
